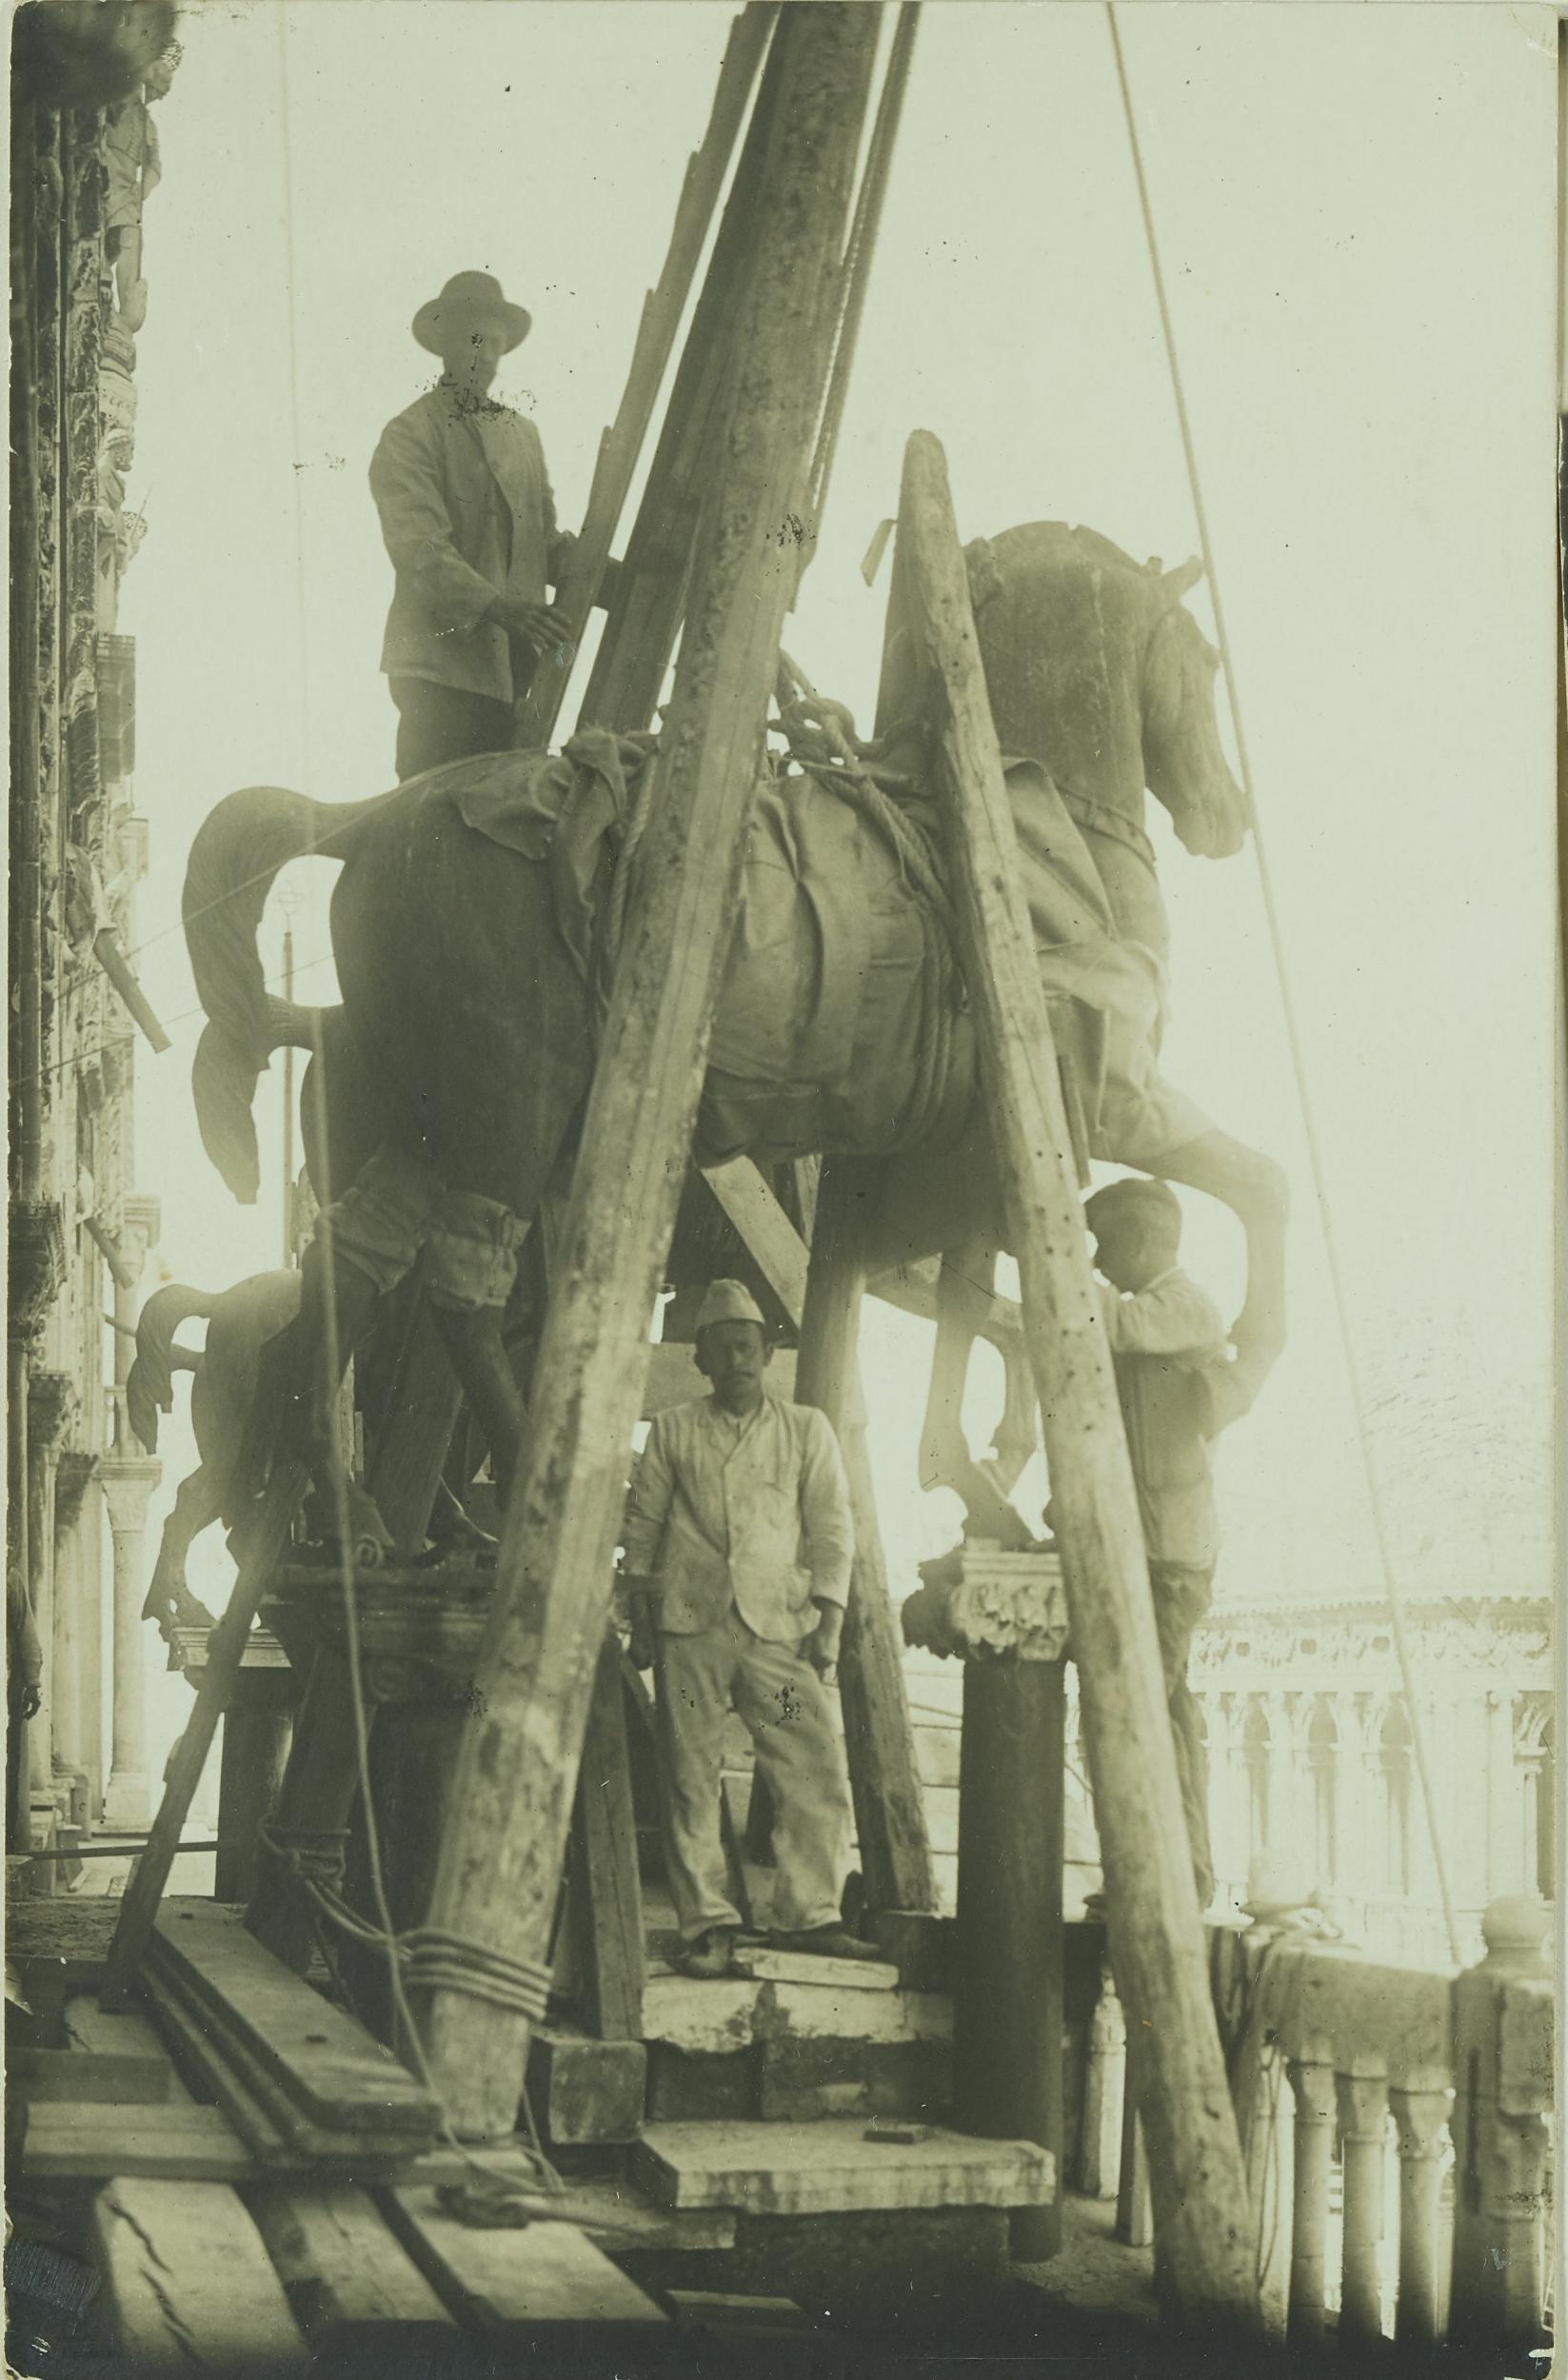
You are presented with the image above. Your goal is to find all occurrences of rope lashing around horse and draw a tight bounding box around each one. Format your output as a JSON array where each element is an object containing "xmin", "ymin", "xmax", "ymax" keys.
[
  {"xmin": 771, "ymin": 676, "xmax": 962, "ymax": 1151},
  {"xmin": 1105, "ymin": 0, "xmax": 1463, "ymax": 1970}
]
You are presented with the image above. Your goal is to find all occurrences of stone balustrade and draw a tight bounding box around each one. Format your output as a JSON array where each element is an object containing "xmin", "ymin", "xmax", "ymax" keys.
[{"xmin": 1062, "ymin": 1894, "xmax": 1555, "ymax": 2358}]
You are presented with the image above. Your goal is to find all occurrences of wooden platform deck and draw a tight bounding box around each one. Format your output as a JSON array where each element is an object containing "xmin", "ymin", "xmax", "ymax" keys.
[{"xmin": 7, "ymin": 1894, "xmax": 1064, "ymax": 2375}]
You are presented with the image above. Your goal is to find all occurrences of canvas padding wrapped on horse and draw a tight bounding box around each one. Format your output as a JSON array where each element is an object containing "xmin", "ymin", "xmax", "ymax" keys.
[{"xmin": 186, "ymin": 523, "xmax": 1240, "ymax": 1214}]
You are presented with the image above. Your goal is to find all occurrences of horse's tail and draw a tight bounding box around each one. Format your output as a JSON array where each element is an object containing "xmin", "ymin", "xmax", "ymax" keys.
[
  {"xmin": 126, "ymin": 1283, "xmax": 218, "ymax": 1454},
  {"xmin": 183, "ymin": 783, "xmax": 396, "ymax": 1200}
]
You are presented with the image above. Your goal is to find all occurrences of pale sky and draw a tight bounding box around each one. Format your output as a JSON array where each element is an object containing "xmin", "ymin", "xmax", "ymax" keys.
[{"xmin": 121, "ymin": 0, "xmax": 1556, "ymax": 1774}]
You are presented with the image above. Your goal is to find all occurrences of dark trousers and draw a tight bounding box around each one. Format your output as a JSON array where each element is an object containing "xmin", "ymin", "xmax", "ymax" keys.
[
  {"xmin": 390, "ymin": 677, "xmax": 516, "ymax": 782},
  {"xmin": 1148, "ymin": 1561, "xmax": 1216, "ymax": 1908}
]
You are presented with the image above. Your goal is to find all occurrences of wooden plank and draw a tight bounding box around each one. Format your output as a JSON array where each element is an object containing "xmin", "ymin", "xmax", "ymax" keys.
[
  {"xmin": 632, "ymin": 2119, "xmax": 1053, "ymax": 2215},
  {"xmin": 889, "ymin": 427, "xmax": 1257, "ymax": 2329},
  {"xmin": 64, "ymin": 1993, "xmax": 178, "ymax": 2071},
  {"xmin": 526, "ymin": 2025, "xmax": 646, "ymax": 2147},
  {"xmin": 517, "ymin": 0, "xmax": 776, "ymax": 748},
  {"xmin": 576, "ymin": 1636, "xmax": 645, "ymax": 2039},
  {"xmin": 380, "ymin": 2191, "xmax": 667, "ymax": 2331},
  {"xmin": 416, "ymin": 5, "xmax": 882, "ymax": 2142},
  {"xmin": 551, "ymin": 2174, "xmax": 738, "ymax": 2253},
  {"xmin": 248, "ymin": 2182, "xmax": 459, "ymax": 2359},
  {"xmin": 12, "ymin": 2048, "xmax": 169, "ymax": 2104},
  {"xmin": 91, "ymin": 2175, "xmax": 308, "ymax": 2370},
  {"xmin": 728, "ymin": 1946, "xmax": 899, "ymax": 1993},
  {"xmin": 25, "ymin": 2101, "xmax": 256, "ymax": 2183},
  {"xmin": 704, "ymin": 1158, "xmax": 811, "ymax": 1318},
  {"xmin": 141, "ymin": 1960, "xmax": 314, "ymax": 2168},
  {"xmin": 151, "ymin": 1898, "xmax": 439, "ymax": 2145},
  {"xmin": 102, "ymin": 1463, "xmax": 308, "ymax": 2009},
  {"xmin": 796, "ymin": 1163, "xmax": 937, "ymax": 1915}
]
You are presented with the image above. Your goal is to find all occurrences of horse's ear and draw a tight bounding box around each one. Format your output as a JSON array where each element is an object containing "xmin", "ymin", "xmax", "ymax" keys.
[
  {"xmin": 1161, "ymin": 556, "xmax": 1204, "ymax": 602},
  {"xmin": 963, "ymin": 536, "xmax": 1005, "ymax": 618}
]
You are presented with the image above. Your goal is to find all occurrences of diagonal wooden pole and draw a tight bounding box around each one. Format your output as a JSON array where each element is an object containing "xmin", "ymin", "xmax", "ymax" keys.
[
  {"xmin": 415, "ymin": 3, "xmax": 882, "ymax": 2142},
  {"xmin": 514, "ymin": 1, "xmax": 776, "ymax": 750},
  {"xmin": 576, "ymin": 13, "xmax": 789, "ymax": 739},
  {"xmin": 891, "ymin": 428, "xmax": 1259, "ymax": 2331},
  {"xmin": 101, "ymin": 1465, "xmax": 308, "ymax": 2010}
]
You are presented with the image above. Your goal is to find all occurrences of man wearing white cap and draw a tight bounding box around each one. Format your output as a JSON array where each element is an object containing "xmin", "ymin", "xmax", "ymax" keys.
[
  {"xmin": 621, "ymin": 1279, "xmax": 874, "ymax": 1977},
  {"xmin": 370, "ymin": 268, "xmax": 587, "ymax": 781}
]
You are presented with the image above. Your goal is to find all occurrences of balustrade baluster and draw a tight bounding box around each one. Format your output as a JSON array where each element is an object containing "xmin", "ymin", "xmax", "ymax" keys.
[
  {"xmin": 1449, "ymin": 1895, "xmax": 1552, "ymax": 2353},
  {"xmin": 1389, "ymin": 2080, "xmax": 1449, "ymax": 2346},
  {"xmin": 1336, "ymin": 2064, "xmax": 1389, "ymax": 2340},
  {"xmin": 1077, "ymin": 1961, "xmax": 1126, "ymax": 2200},
  {"xmin": 1286, "ymin": 2053, "xmax": 1337, "ymax": 2344}
]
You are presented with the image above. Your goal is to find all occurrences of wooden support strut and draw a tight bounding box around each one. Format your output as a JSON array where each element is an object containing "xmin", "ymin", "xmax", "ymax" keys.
[
  {"xmin": 577, "ymin": 7, "xmax": 789, "ymax": 738},
  {"xmin": 414, "ymin": 3, "xmax": 881, "ymax": 2143},
  {"xmin": 102, "ymin": 1465, "xmax": 309, "ymax": 2011},
  {"xmin": 514, "ymin": 0, "xmax": 776, "ymax": 751},
  {"xmin": 888, "ymin": 429, "xmax": 1259, "ymax": 2331}
]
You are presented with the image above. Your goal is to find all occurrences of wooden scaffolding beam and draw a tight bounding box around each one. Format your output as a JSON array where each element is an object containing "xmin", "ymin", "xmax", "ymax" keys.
[
  {"xmin": 887, "ymin": 428, "xmax": 1260, "ymax": 2331},
  {"xmin": 415, "ymin": 3, "xmax": 882, "ymax": 2142},
  {"xmin": 515, "ymin": 0, "xmax": 776, "ymax": 751}
]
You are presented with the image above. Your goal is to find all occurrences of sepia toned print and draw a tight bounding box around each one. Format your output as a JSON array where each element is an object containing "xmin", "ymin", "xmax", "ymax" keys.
[{"xmin": 6, "ymin": 3, "xmax": 1557, "ymax": 2374}]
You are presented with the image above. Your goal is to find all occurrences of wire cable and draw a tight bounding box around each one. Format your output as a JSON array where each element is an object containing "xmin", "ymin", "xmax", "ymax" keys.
[{"xmin": 1105, "ymin": 1, "xmax": 1462, "ymax": 1967}]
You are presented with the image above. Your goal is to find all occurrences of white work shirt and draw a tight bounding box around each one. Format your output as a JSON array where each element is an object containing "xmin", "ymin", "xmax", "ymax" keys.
[
  {"xmin": 622, "ymin": 1390, "xmax": 855, "ymax": 1643},
  {"xmin": 1099, "ymin": 1267, "xmax": 1228, "ymax": 1571}
]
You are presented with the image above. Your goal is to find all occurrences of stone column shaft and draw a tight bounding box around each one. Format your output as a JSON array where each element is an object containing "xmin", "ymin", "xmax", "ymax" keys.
[{"xmin": 100, "ymin": 1455, "xmax": 160, "ymax": 1828}]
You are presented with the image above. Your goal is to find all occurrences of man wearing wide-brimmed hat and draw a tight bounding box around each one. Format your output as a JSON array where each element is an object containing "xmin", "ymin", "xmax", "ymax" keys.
[
  {"xmin": 369, "ymin": 268, "xmax": 584, "ymax": 781},
  {"xmin": 621, "ymin": 1279, "xmax": 877, "ymax": 1977}
]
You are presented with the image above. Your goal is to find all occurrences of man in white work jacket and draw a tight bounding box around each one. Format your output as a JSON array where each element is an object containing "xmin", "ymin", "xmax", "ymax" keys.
[
  {"xmin": 369, "ymin": 268, "xmax": 580, "ymax": 781},
  {"xmin": 1084, "ymin": 1176, "xmax": 1278, "ymax": 1910},
  {"xmin": 622, "ymin": 1280, "xmax": 876, "ymax": 1978}
]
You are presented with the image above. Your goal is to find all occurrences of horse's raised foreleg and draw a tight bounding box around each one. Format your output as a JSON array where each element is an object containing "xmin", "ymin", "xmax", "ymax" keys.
[
  {"xmin": 1156, "ymin": 1127, "xmax": 1288, "ymax": 1367},
  {"xmin": 142, "ymin": 1466, "xmax": 223, "ymax": 1640},
  {"xmin": 920, "ymin": 1241, "xmax": 1039, "ymax": 1549},
  {"xmin": 986, "ymin": 1325, "xmax": 1040, "ymax": 1497}
]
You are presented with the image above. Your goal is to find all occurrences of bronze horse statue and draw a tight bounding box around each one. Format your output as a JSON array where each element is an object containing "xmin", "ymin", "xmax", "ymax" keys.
[
  {"xmin": 182, "ymin": 521, "xmax": 1285, "ymax": 1555},
  {"xmin": 127, "ymin": 1270, "xmax": 304, "ymax": 1637}
]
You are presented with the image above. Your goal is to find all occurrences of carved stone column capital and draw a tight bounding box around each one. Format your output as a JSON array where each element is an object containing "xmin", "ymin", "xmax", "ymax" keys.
[
  {"xmin": 903, "ymin": 1539, "xmax": 1069, "ymax": 1664},
  {"xmin": 99, "ymin": 1452, "xmax": 161, "ymax": 1535}
]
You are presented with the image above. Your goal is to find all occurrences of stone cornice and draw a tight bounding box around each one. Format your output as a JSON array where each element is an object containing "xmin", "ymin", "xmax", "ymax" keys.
[
  {"xmin": 27, "ymin": 1369, "xmax": 78, "ymax": 1458},
  {"xmin": 1199, "ymin": 1595, "xmax": 1551, "ymax": 1633},
  {"xmin": 9, "ymin": 1201, "xmax": 67, "ymax": 1340}
]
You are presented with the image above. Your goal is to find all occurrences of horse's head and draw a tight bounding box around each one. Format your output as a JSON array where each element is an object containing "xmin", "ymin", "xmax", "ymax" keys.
[{"xmin": 1141, "ymin": 562, "xmax": 1249, "ymax": 860}]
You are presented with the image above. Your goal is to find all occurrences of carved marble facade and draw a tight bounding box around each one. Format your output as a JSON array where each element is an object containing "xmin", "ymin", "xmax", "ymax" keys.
[
  {"xmin": 1185, "ymin": 1598, "xmax": 1550, "ymax": 1967},
  {"xmin": 10, "ymin": 30, "xmax": 177, "ymax": 1861}
]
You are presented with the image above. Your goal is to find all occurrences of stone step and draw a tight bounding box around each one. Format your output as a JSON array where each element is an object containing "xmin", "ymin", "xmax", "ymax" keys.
[
  {"xmin": 643, "ymin": 1972, "xmax": 951, "ymax": 2057},
  {"xmin": 632, "ymin": 2118, "xmax": 1053, "ymax": 2217}
]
